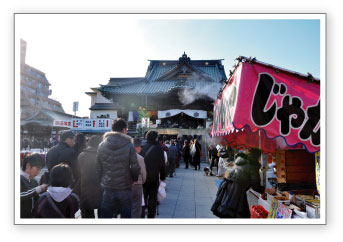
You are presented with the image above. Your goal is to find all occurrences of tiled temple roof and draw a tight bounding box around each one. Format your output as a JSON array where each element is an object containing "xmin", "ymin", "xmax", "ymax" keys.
[{"xmin": 100, "ymin": 52, "xmax": 227, "ymax": 96}]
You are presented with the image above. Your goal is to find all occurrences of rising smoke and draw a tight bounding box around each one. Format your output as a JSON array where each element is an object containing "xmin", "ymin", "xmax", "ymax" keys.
[{"xmin": 178, "ymin": 72, "xmax": 222, "ymax": 105}]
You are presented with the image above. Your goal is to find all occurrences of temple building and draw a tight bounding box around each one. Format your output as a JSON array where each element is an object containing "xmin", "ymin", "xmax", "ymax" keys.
[{"xmin": 87, "ymin": 52, "xmax": 227, "ymax": 136}]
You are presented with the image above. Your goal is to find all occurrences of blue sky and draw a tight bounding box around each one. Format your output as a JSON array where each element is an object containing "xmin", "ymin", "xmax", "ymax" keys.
[
  {"xmin": 17, "ymin": 15, "xmax": 321, "ymax": 117},
  {"xmin": 139, "ymin": 19, "xmax": 320, "ymax": 78}
]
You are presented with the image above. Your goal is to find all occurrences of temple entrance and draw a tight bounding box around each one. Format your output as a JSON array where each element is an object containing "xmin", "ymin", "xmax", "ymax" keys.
[{"xmin": 159, "ymin": 112, "xmax": 205, "ymax": 129}]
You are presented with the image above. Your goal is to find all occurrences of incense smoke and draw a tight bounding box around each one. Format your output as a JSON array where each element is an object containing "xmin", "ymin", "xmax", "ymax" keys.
[{"xmin": 178, "ymin": 72, "xmax": 222, "ymax": 105}]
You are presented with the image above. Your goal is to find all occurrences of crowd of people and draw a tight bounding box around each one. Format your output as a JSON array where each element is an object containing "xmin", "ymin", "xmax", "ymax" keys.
[
  {"xmin": 20, "ymin": 119, "xmax": 181, "ymax": 219},
  {"xmin": 20, "ymin": 118, "xmax": 276, "ymax": 219},
  {"xmin": 21, "ymin": 137, "xmax": 56, "ymax": 150}
]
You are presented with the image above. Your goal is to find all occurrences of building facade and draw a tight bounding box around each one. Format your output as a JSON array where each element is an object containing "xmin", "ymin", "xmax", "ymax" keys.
[
  {"xmin": 20, "ymin": 39, "xmax": 75, "ymax": 146},
  {"xmin": 20, "ymin": 39, "xmax": 65, "ymax": 119},
  {"xmin": 87, "ymin": 52, "xmax": 227, "ymax": 135}
]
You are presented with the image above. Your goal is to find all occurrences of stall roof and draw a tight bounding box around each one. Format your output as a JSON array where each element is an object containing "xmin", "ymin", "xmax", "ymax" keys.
[{"xmin": 212, "ymin": 56, "xmax": 320, "ymax": 153}]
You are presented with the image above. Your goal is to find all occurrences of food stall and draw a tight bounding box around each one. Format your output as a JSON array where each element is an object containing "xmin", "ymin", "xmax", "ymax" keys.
[{"xmin": 211, "ymin": 56, "xmax": 321, "ymax": 219}]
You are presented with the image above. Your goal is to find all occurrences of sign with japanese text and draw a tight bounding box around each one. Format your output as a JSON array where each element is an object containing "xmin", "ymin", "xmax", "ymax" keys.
[
  {"xmin": 72, "ymin": 119, "xmax": 84, "ymax": 129},
  {"xmin": 53, "ymin": 120, "xmax": 72, "ymax": 128},
  {"xmin": 70, "ymin": 118, "xmax": 112, "ymax": 131},
  {"xmin": 97, "ymin": 119, "xmax": 111, "ymax": 129},
  {"xmin": 84, "ymin": 119, "xmax": 97, "ymax": 130},
  {"xmin": 212, "ymin": 61, "xmax": 320, "ymax": 153}
]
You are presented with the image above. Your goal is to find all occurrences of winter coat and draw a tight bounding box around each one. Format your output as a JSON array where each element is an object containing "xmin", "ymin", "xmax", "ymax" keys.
[
  {"xmin": 46, "ymin": 142, "xmax": 77, "ymax": 175},
  {"xmin": 140, "ymin": 141, "xmax": 166, "ymax": 185},
  {"xmin": 34, "ymin": 187, "xmax": 79, "ymax": 218},
  {"xmin": 211, "ymin": 154, "xmax": 264, "ymax": 218},
  {"xmin": 77, "ymin": 146, "xmax": 103, "ymax": 210},
  {"xmin": 168, "ymin": 145, "xmax": 178, "ymax": 159},
  {"xmin": 135, "ymin": 153, "xmax": 147, "ymax": 186},
  {"xmin": 96, "ymin": 132, "xmax": 141, "ymax": 190},
  {"xmin": 193, "ymin": 143, "xmax": 201, "ymax": 158},
  {"xmin": 182, "ymin": 145, "xmax": 191, "ymax": 159},
  {"xmin": 20, "ymin": 172, "xmax": 41, "ymax": 218}
]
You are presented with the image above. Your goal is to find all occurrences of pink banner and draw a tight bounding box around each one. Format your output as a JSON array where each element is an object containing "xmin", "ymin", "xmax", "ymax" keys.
[{"xmin": 212, "ymin": 61, "xmax": 320, "ymax": 153}]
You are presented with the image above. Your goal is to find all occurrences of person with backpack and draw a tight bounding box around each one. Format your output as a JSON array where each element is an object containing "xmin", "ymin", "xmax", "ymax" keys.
[
  {"xmin": 34, "ymin": 164, "xmax": 79, "ymax": 218},
  {"xmin": 20, "ymin": 153, "xmax": 47, "ymax": 218}
]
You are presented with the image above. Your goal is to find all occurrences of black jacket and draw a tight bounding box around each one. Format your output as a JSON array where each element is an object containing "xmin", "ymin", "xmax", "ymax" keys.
[
  {"xmin": 140, "ymin": 141, "xmax": 166, "ymax": 185},
  {"xmin": 20, "ymin": 175, "xmax": 39, "ymax": 218},
  {"xmin": 78, "ymin": 146, "xmax": 103, "ymax": 209},
  {"xmin": 194, "ymin": 143, "xmax": 202, "ymax": 158},
  {"xmin": 46, "ymin": 142, "xmax": 77, "ymax": 173},
  {"xmin": 182, "ymin": 145, "xmax": 191, "ymax": 159},
  {"xmin": 211, "ymin": 154, "xmax": 264, "ymax": 218},
  {"xmin": 96, "ymin": 132, "xmax": 140, "ymax": 190}
]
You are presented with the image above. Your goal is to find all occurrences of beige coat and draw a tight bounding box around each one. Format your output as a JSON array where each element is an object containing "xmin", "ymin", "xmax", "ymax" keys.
[{"xmin": 135, "ymin": 153, "xmax": 146, "ymax": 186}]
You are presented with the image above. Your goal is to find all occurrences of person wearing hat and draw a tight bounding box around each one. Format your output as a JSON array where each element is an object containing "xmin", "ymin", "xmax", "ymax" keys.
[
  {"xmin": 45, "ymin": 131, "xmax": 77, "ymax": 184},
  {"xmin": 131, "ymin": 138, "xmax": 147, "ymax": 218}
]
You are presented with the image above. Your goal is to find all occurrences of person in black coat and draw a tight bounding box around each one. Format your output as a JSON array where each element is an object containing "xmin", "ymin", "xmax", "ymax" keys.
[
  {"xmin": 45, "ymin": 131, "xmax": 77, "ymax": 184},
  {"xmin": 140, "ymin": 130, "xmax": 166, "ymax": 218},
  {"xmin": 77, "ymin": 135, "xmax": 103, "ymax": 218},
  {"xmin": 71, "ymin": 133, "xmax": 87, "ymax": 196},
  {"xmin": 208, "ymin": 145, "xmax": 219, "ymax": 176},
  {"xmin": 182, "ymin": 140, "xmax": 191, "ymax": 169},
  {"xmin": 193, "ymin": 139, "xmax": 202, "ymax": 170}
]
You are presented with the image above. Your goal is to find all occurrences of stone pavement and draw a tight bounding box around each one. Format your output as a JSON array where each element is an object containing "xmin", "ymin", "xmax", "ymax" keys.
[
  {"xmin": 36, "ymin": 163, "xmax": 223, "ymax": 219},
  {"xmin": 156, "ymin": 163, "xmax": 220, "ymax": 219}
]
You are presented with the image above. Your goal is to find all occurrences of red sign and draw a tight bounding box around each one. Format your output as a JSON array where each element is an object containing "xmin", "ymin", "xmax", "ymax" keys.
[
  {"xmin": 212, "ymin": 60, "xmax": 320, "ymax": 153},
  {"xmin": 53, "ymin": 120, "xmax": 72, "ymax": 128}
]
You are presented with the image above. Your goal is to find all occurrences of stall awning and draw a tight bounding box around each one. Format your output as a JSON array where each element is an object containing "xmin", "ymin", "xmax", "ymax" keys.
[
  {"xmin": 158, "ymin": 109, "xmax": 207, "ymax": 119},
  {"xmin": 212, "ymin": 57, "xmax": 320, "ymax": 153}
]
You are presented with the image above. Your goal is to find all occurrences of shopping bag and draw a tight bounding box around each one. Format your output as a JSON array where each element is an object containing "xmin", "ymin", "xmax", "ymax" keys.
[{"xmin": 157, "ymin": 181, "xmax": 167, "ymax": 202}]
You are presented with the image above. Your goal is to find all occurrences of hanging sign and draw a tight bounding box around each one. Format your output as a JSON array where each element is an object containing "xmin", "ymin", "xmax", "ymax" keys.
[
  {"xmin": 53, "ymin": 120, "xmax": 72, "ymax": 128},
  {"xmin": 212, "ymin": 61, "xmax": 320, "ymax": 153},
  {"xmin": 97, "ymin": 119, "xmax": 111, "ymax": 129},
  {"xmin": 84, "ymin": 119, "xmax": 97, "ymax": 130},
  {"xmin": 72, "ymin": 119, "xmax": 84, "ymax": 129},
  {"xmin": 71, "ymin": 119, "xmax": 112, "ymax": 131}
]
